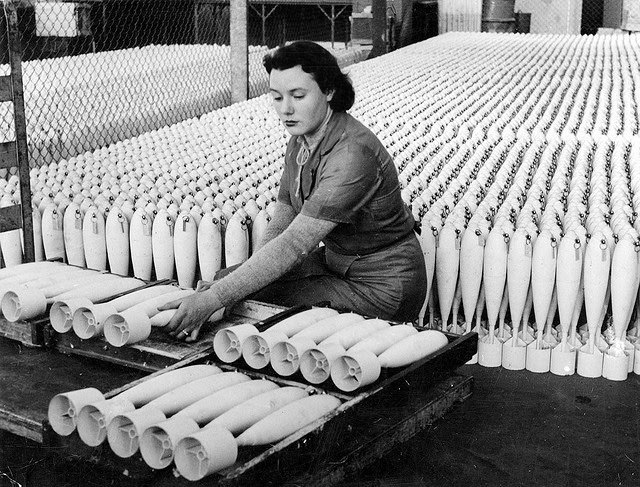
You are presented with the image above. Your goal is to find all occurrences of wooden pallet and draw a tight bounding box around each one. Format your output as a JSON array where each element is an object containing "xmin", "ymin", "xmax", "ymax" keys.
[
  {"xmin": 41, "ymin": 330, "xmax": 476, "ymax": 485},
  {"xmin": 6, "ymin": 296, "xmax": 478, "ymax": 485},
  {"xmin": 0, "ymin": 316, "xmax": 47, "ymax": 347}
]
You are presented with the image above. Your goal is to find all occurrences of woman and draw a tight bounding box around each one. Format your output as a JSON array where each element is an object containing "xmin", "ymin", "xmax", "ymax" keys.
[{"xmin": 164, "ymin": 41, "xmax": 426, "ymax": 342}]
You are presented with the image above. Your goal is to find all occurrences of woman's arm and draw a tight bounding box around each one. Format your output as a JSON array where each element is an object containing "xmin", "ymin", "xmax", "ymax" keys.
[
  {"xmin": 163, "ymin": 212, "xmax": 337, "ymax": 340},
  {"xmin": 259, "ymin": 202, "xmax": 297, "ymax": 246}
]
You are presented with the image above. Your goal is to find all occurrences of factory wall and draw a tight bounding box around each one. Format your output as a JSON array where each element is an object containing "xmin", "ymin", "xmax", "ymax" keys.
[{"xmin": 1, "ymin": 1, "xmax": 354, "ymax": 63}]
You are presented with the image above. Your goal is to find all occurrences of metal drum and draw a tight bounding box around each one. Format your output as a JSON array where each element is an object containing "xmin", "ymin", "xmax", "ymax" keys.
[{"xmin": 481, "ymin": 0, "xmax": 516, "ymax": 33}]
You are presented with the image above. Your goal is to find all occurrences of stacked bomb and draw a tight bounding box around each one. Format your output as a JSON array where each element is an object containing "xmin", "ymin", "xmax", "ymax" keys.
[
  {"xmin": 51, "ymin": 281, "xmax": 203, "ymax": 347},
  {"xmin": 48, "ymin": 365, "xmax": 342, "ymax": 481},
  {"xmin": 0, "ymin": 260, "xmax": 203, "ymax": 347},
  {"xmin": 1, "ymin": 33, "xmax": 640, "ymax": 377},
  {"xmin": 213, "ymin": 307, "xmax": 450, "ymax": 392},
  {"xmin": 0, "ymin": 261, "xmax": 144, "ymax": 323}
]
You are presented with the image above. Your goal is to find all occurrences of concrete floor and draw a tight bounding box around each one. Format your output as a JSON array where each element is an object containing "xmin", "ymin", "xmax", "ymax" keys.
[{"xmin": 351, "ymin": 364, "xmax": 640, "ymax": 487}]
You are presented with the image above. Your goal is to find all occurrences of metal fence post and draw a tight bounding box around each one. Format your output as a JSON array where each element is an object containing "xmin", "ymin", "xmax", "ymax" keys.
[
  {"xmin": 231, "ymin": 0, "xmax": 248, "ymax": 104},
  {"xmin": 368, "ymin": 0, "xmax": 387, "ymax": 59}
]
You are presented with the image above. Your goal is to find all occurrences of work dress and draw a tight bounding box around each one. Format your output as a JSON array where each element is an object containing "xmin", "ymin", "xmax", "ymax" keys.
[{"xmin": 252, "ymin": 111, "xmax": 427, "ymax": 322}]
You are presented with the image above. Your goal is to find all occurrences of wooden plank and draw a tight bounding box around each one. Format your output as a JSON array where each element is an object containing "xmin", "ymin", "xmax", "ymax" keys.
[
  {"xmin": 5, "ymin": 0, "xmax": 35, "ymax": 263},
  {"xmin": 0, "ymin": 317, "xmax": 46, "ymax": 347},
  {"xmin": 0, "ymin": 319, "xmax": 32, "ymax": 344},
  {"xmin": 0, "ymin": 203, "xmax": 22, "ymax": 232},
  {"xmin": 53, "ymin": 333, "xmax": 185, "ymax": 372},
  {"xmin": 0, "ymin": 410, "xmax": 42, "ymax": 443},
  {"xmin": 0, "ymin": 141, "xmax": 17, "ymax": 169},
  {"xmin": 231, "ymin": 299, "xmax": 298, "ymax": 320},
  {"xmin": 0, "ymin": 76, "xmax": 11, "ymax": 102}
]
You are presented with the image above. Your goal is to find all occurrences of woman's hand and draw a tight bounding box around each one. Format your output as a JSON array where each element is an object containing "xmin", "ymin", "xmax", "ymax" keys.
[{"xmin": 160, "ymin": 282, "xmax": 221, "ymax": 342}]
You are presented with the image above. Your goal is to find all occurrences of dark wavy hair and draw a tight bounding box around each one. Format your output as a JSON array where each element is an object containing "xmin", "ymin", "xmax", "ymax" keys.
[{"xmin": 263, "ymin": 41, "xmax": 355, "ymax": 112}]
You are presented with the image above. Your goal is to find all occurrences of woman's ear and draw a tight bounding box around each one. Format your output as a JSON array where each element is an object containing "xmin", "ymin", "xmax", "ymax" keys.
[{"xmin": 326, "ymin": 90, "xmax": 334, "ymax": 102}]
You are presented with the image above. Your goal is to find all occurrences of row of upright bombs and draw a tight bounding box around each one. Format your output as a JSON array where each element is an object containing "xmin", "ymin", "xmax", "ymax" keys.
[
  {"xmin": 212, "ymin": 307, "xmax": 449, "ymax": 392},
  {"xmin": 355, "ymin": 33, "xmax": 640, "ymax": 382},
  {"xmin": 0, "ymin": 117, "xmax": 288, "ymax": 287},
  {"xmin": 48, "ymin": 364, "xmax": 342, "ymax": 481},
  {"xmin": 0, "ymin": 195, "xmax": 273, "ymax": 291},
  {"xmin": 355, "ymin": 33, "xmax": 640, "ymax": 160},
  {"xmin": 410, "ymin": 133, "xmax": 640, "ymax": 380},
  {"xmin": 0, "ymin": 99, "xmax": 290, "ymax": 285}
]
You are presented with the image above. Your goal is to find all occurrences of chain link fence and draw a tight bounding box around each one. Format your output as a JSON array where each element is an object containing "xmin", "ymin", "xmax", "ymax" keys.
[{"xmin": 0, "ymin": 0, "xmax": 368, "ymax": 171}]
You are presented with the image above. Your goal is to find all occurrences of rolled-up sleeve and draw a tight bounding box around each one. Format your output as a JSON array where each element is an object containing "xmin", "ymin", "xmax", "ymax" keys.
[{"xmin": 301, "ymin": 143, "xmax": 382, "ymax": 224}]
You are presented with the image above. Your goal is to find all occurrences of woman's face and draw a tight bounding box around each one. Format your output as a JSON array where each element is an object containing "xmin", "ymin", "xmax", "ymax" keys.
[{"xmin": 269, "ymin": 65, "xmax": 333, "ymax": 137}]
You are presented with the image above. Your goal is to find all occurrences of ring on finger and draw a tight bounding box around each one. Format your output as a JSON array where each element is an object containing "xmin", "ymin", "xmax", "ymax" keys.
[{"xmin": 180, "ymin": 329, "xmax": 189, "ymax": 336}]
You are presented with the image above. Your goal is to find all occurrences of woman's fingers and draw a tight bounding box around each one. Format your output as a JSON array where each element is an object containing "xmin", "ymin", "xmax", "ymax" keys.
[
  {"xmin": 184, "ymin": 324, "xmax": 203, "ymax": 343},
  {"xmin": 174, "ymin": 321, "xmax": 204, "ymax": 342},
  {"xmin": 158, "ymin": 297, "xmax": 185, "ymax": 312},
  {"xmin": 165, "ymin": 290, "xmax": 221, "ymax": 341},
  {"xmin": 165, "ymin": 306, "xmax": 187, "ymax": 334}
]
